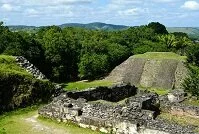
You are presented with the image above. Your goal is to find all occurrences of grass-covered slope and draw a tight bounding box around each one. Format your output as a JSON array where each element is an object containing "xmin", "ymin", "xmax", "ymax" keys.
[
  {"xmin": 106, "ymin": 52, "xmax": 187, "ymax": 89},
  {"xmin": 0, "ymin": 55, "xmax": 55, "ymax": 113}
]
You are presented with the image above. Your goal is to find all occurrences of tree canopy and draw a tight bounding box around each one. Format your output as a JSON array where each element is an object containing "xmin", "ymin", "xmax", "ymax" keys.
[{"xmin": 0, "ymin": 21, "xmax": 195, "ymax": 82}]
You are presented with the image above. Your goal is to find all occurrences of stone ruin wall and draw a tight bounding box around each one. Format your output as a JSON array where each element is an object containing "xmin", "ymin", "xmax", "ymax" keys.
[
  {"xmin": 15, "ymin": 56, "xmax": 47, "ymax": 80},
  {"xmin": 105, "ymin": 56, "xmax": 187, "ymax": 89},
  {"xmin": 160, "ymin": 89, "xmax": 199, "ymax": 120},
  {"xmin": 39, "ymin": 84, "xmax": 195, "ymax": 134}
]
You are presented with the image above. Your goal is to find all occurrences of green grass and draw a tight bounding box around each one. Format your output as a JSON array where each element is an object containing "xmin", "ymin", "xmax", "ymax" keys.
[
  {"xmin": 0, "ymin": 106, "xmax": 40, "ymax": 134},
  {"xmin": 0, "ymin": 55, "xmax": 32, "ymax": 77},
  {"xmin": 134, "ymin": 52, "xmax": 187, "ymax": 61},
  {"xmin": 64, "ymin": 80, "xmax": 113, "ymax": 91},
  {"xmin": 38, "ymin": 117, "xmax": 104, "ymax": 134},
  {"xmin": 183, "ymin": 99, "xmax": 199, "ymax": 106},
  {"xmin": 139, "ymin": 87, "xmax": 170, "ymax": 95},
  {"xmin": 0, "ymin": 106, "xmax": 103, "ymax": 134}
]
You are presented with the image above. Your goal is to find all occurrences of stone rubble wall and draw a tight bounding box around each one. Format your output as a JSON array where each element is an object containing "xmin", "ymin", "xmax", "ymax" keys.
[
  {"xmin": 39, "ymin": 84, "xmax": 195, "ymax": 134},
  {"xmin": 67, "ymin": 84, "xmax": 137, "ymax": 102},
  {"xmin": 15, "ymin": 56, "xmax": 64, "ymax": 97},
  {"xmin": 160, "ymin": 89, "xmax": 199, "ymax": 119},
  {"xmin": 15, "ymin": 56, "xmax": 47, "ymax": 80}
]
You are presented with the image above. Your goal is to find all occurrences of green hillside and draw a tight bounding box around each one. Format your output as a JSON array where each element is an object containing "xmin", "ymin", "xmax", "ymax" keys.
[
  {"xmin": 8, "ymin": 22, "xmax": 128, "ymax": 31},
  {"xmin": 167, "ymin": 27, "xmax": 199, "ymax": 40},
  {"xmin": 59, "ymin": 22, "xmax": 128, "ymax": 30}
]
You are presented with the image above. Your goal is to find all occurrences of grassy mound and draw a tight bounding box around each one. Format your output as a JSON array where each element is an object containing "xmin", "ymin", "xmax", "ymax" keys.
[
  {"xmin": 0, "ymin": 55, "xmax": 55, "ymax": 113},
  {"xmin": 0, "ymin": 55, "xmax": 31, "ymax": 77},
  {"xmin": 134, "ymin": 52, "xmax": 187, "ymax": 61}
]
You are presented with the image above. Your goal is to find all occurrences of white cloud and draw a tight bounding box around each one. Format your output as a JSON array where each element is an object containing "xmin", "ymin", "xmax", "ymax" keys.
[
  {"xmin": 182, "ymin": 1, "xmax": 199, "ymax": 10},
  {"xmin": 25, "ymin": 9, "xmax": 39, "ymax": 16},
  {"xmin": 0, "ymin": 0, "xmax": 93, "ymax": 6},
  {"xmin": 151, "ymin": 0, "xmax": 176, "ymax": 3},
  {"xmin": 118, "ymin": 8, "xmax": 141, "ymax": 16},
  {"xmin": 1, "ymin": 3, "xmax": 12, "ymax": 11}
]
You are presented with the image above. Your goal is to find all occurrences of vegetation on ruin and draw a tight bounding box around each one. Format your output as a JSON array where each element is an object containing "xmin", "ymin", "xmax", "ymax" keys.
[
  {"xmin": 139, "ymin": 87, "xmax": 170, "ymax": 95},
  {"xmin": 0, "ymin": 55, "xmax": 31, "ymax": 77}
]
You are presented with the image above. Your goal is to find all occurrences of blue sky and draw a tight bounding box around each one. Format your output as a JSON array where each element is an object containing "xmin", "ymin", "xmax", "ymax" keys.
[{"xmin": 0, "ymin": 0, "xmax": 199, "ymax": 27}]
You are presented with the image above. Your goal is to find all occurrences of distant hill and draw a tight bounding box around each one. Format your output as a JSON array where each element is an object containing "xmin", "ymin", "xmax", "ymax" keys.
[
  {"xmin": 8, "ymin": 22, "xmax": 129, "ymax": 32},
  {"xmin": 7, "ymin": 23, "xmax": 199, "ymax": 40},
  {"xmin": 8, "ymin": 25, "xmax": 38, "ymax": 33},
  {"xmin": 167, "ymin": 27, "xmax": 199, "ymax": 40},
  {"xmin": 59, "ymin": 22, "xmax": 129, "ymax": 30}
]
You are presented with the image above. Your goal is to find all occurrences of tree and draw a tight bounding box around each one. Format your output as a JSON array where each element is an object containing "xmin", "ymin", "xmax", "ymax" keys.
[
  {"xmin": 78, "ymin": 53, "xmax": 109, "ymax": 79},
  {"xmin": 158, "ymin": 34, "xmax": 176, "ymax": 49},
  {"xmin": 183, "ymin": 65, "xmax": 199, "ymax": 97},
  {"xmin": 148, "ymin": 22, "xmax": 168, "ymax": 34},
  {"xmin": 186, "ymin": 44, "xmax": 199, "ymax": 66}
]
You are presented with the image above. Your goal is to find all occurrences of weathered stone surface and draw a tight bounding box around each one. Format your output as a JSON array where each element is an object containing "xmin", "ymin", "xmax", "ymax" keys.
[
  {"xmin": 39, "ymin": 84, "xmax": 195, "ymax": 134},
  {"xmin": 152, "ymin": 59, "xmax": 178, "ymax": 89},
  {"xmin": 105, "ymin": 53, "xmax": 187, "ymax": 89},
  {"xmin": 167, "ymin": 89, "xmax": 186, "ymax": 103},
  {"xmin": 175, "ymin": 61, "xmax": 188, "ymax": 89},
  {"xmin": 140, "ymin": 59, "xmax": 162, "ymax": 88},
  {"xmin": 123, "ymin": 58, "xmax": 147, "ymax": 86}
]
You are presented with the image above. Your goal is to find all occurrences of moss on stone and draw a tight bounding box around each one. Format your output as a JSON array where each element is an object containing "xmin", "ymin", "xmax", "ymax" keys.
[{"xmin": 0, "ymin": 55, "xmax": 56, "ymax": 113}]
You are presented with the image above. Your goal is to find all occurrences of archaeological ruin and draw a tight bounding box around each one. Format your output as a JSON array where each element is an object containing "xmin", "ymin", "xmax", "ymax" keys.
[{"xmin": 39, "ymin": 84, "xmax": 196, "ymax": 134}]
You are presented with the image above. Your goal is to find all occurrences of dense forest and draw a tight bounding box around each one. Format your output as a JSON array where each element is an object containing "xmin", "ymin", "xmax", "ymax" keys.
[{"xmin": 1, "ymin": 21, "xmax": 199, "ymax": 96}]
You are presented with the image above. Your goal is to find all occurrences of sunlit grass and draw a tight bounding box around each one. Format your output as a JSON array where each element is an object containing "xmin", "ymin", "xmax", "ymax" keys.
[
  {"xmin": 64, "ymin": 80, "xmax": 114, "ymax": 91},
  {"xmin": 0, "ymin": 106, "xmax": 104, "ymax": 134},
  {"xmin": 139, "ymin": 87, "xmax": 170, "ymax": 95},
  {"xmin": 0, "ymin": 55, "xmax": 32, "ymax": 77},
  {"xmin": 134, "ymin": 52, "xmax": 187, "ymax": 61}
]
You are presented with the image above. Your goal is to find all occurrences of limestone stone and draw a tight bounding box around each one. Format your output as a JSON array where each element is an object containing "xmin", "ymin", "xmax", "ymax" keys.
[
  {"xmin": 105, "ymin": 53, "xmax": 187, "ymax": 90},
  {"xmin": 39, "ymin": 84, "xmax": 195, "ymax": 134},
  {"xmin": 168, "ymin": 89, "xmax": 186, "ymax": 103}
]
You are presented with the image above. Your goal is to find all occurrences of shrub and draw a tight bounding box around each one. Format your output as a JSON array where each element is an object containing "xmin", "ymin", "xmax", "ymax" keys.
[{"xmin": 183, "ymin": 65, "xmax": 199, "ymax": 98}]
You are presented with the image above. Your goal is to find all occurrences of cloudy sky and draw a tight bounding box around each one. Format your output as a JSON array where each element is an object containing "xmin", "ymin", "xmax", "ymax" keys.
[{"xmin": 0, "ymin": 0, "xmax": 198, "ymax": 26}]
